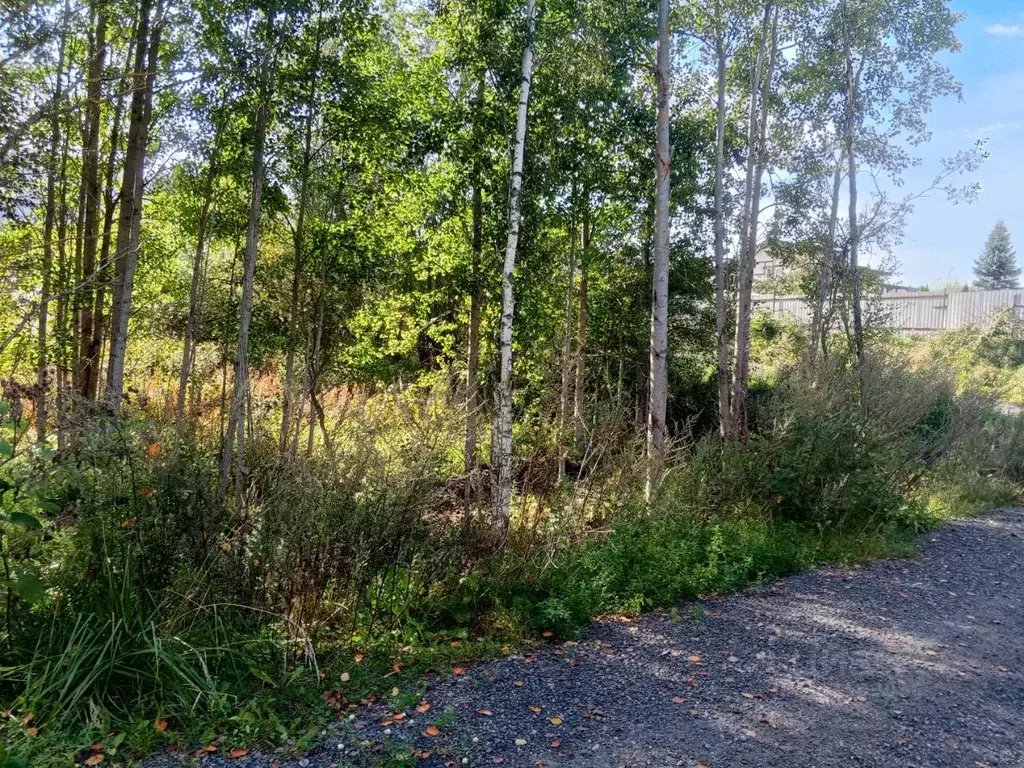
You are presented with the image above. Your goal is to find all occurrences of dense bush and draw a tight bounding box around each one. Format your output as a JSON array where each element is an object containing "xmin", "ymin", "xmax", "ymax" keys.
[{"xmin": 0, "ymin": 358, "xmax": 1020, "ymax": 763}]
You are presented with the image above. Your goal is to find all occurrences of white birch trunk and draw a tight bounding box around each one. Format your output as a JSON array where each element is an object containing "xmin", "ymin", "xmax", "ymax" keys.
[
  {"xmin": 730, "ymin": 4, "xmax": 777, "ymax": 443},
  {"xmin": 219, "ymin": 41, "xmax": 273, "ymax": 506},
  {"xmin": 493, "ymin": 0, "xmax": 537, "ymax": 548},
  {"xmin": 645, "ymin": 0, "xmax": 671, "ymax": 501}
]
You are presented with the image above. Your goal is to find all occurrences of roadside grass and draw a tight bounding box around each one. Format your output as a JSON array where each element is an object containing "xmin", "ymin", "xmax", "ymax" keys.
[{"xmin": 1, "ymin": 476, "xmax": 1016, "ymax": 767}]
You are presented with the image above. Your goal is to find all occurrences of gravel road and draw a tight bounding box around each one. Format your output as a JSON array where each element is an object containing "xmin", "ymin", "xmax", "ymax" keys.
[{"xmin": 173, "ymin": 507, "xmax": 1024, "ymax": 768}]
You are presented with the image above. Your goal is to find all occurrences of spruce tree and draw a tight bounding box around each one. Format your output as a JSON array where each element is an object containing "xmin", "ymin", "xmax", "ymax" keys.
[{"xmin": 973, "ymin": 221, "xmax": 1020, "ymax": 289}]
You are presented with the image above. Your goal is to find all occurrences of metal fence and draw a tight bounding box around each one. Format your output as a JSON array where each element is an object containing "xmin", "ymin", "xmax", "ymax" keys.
[{"xmin": 753, "ymin": 288, "xmax": 1024, "ymax": 334}]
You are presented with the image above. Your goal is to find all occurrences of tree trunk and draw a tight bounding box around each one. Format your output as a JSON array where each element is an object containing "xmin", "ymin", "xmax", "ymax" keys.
[
  {"xmin": 730, "ymin": 3, "xmax": 777, "ymax": 444},
  {"xmin": 281, "ymin": 10, "xmax": 324, "ymax": 453},
  {"xmin": 645, "ymin": 0, "xmax": 671, "ymax": 501},
  {"xmin": 177, "ymin": 119, "xmax": 223, "ymax": 421},
  {"xmin": 305, "ymin": 283, "xmax": 325, "ymax": 458},
  {"xmin": 71, "ymin": 148, "xmax": 85, "ymax": 382},
  {"xmin": 464, "ymin": 72, "xmax": 485, "ymax": 474},
  {"xmin": 92, "ymin": 45, "xmax": 132, "ymax": 404},
  {"xmin": 75, "ymin": 0, "xmax": 106, "ymax": 400},
  {"xmin": 219, "ymin": 33, "xmax": 275, "ymax": 508},
  {"xmin": 54, "ymin": 55, "xmax": 72, "ymax": 450},
  {"xmin": 712, "ymin": 16, "xmax": 730, "ymax": 439},
  {"xmin": 37, "ymin": 21, "xmax": 69, "ymax": 441},
  {"xmin": 807, "ymin": 148, "xmax": 845, "ymax": 365},
  {"xmin": 557, "ymin": 205, "xmax": 576, "ymax": 481},
  {"xmin": 217, "ymin": 235, "xmax": 240, "ymax": 481},
  {"xmin": 105, "ymin": 0, "xmax": 162, "ymax": 408},
  {"xmin": 493, "ymin": 0, "xmax": 537, "ymax": 549},
  {"xmin": 573, "ymin": 206, "xmax": 589, "ymax": 446},
  {"xmin": 841, "ymin": 0, "xmax": 863, "ymax": 368}
]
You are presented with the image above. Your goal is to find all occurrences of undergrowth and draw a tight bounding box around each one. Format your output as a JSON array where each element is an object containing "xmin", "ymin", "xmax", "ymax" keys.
[{"xmin": 0, "ymin": 361, "xmax": 1020, "ymax": 766}]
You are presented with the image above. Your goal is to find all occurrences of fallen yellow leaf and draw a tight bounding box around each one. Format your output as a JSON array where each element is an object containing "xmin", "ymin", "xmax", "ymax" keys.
[
  {"xmin": 548, "ymin": 716, "xmax": 563, "ymax": 726},
  {"xmin": 688, "ymin": 654, "xmax": 702, "ymax": 663},
  {"xmin": 529, "ymin": 705, "xmax": 542, "ymax": 713},
  {"xmin": 452, "ymin": 666, "xmax": 466, "ymax": 675},
  {"xmin": 154, "ymin": 718, "xmax": 168, "ymax": 733},
  {"xmin": 476, "ymin": 709, "xmax": 493, "ymax": 716},
  {"xmin": 84, "ymin": 755, "xmax": 104, "ymax": 766},
  {"xmin": 424, "ymin": 725, "xmax": 441, "ymax": 737},
  {"xmin": 416, "ymin": 701, "xmax": 431, "ymax": 713},
  {"xmin": 228, "ymin": 748, "xmax": 249, "ymax": 759}
]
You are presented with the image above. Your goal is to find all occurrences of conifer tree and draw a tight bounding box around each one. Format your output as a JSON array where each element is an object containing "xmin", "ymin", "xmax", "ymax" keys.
[{"xmin": 973, "ymin": 221, "xmax": 1019, "ymax": 290}]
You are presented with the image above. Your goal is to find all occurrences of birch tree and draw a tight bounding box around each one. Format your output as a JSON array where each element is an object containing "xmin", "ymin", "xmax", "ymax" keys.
[
  {"xmin": 730, "ymin": 2, "xmax": 778, "ymax": 444},
  {"xmin": 493, "ymin": 0, "xmax": 538, "ymax": 549},
  {"xmin": 645, "ymin": 0, "xmax": 671, "ymax": 500},
  {"xmin": 219, "ymin": 14, "xmax": 277, "ymax": 505}
]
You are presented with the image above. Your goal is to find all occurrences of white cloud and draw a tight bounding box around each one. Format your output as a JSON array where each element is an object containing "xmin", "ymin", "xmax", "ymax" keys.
[
  {"xmin": 986, "ymin": 24, "xmax": 1024, "ymax": 37},
  {"xmin": 968, "ymin": 122, "xmax": 1022, "ymax": 138}
]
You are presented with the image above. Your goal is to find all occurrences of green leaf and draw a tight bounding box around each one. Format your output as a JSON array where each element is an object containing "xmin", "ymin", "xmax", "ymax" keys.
[
  {"xmin": 38, "ymin": 500, "xmax": 61, "ymax": 515},
  {"xmin": 10, "ymin": 571, "xmax": 45, "ymax": 603},
  {"xmin": 0, "ymin": 440, "xmax": 12, "ymax": 457},
  {"xmin": 250, "ymin": 667, "xmax": 275, "ymax": 685},
  {"xmin": 9, "ymin": 512, "xmax": 42, "ymax": 531}
]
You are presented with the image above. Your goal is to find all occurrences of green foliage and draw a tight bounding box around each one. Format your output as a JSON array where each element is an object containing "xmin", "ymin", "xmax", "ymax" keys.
[
  {"xmin": 973, "ymin": 220, "xmax": 1019, "ymax": 290},
  {"xmin": 909, "ymin": 311, "xmax": 1024, "ymax": 404}
]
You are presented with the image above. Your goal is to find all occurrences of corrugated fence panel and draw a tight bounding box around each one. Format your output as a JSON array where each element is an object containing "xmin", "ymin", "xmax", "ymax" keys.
[
  {"xmin": 946, "ymin": 289, "xmax": 1024, "ymax": 329},
  {"xmin": 880, "ymin": 292, "xmax": 948, "ymax": 333},
  {"xmin": 752, "ymin": 289, "xmax": 1024, "ymax": 334},
  {"xmin": 756, "ymin": 296, "xmax": 813, "ymax": 324}
]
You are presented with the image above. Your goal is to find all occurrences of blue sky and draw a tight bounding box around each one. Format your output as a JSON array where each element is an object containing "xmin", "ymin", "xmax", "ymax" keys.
[{"xmin": 889, "ymin": 0, "xmax": 1024, "ymax": 287}]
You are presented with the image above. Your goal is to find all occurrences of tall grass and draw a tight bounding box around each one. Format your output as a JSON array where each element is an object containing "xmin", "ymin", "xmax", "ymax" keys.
[{"xmin": 0, "ymin": 359, "xmax": 1020, "ymax": 763}]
